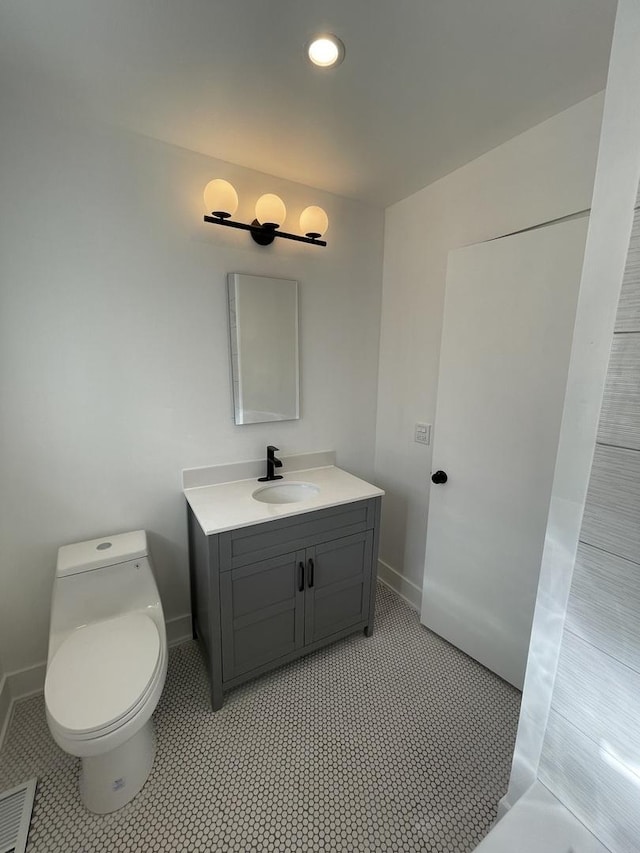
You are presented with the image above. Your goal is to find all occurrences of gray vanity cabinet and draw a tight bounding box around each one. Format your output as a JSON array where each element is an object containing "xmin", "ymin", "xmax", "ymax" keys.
[
  {"xmin": 304, "ymin": 531, "xmax": 373, "ymax": 645},
  {"xmin": 187, "ymin": 497, "xmax": 381, "ymax": 711},
  {"xmin": 220, "ymin": 549, "xmax": 305, "ymax": 681}
]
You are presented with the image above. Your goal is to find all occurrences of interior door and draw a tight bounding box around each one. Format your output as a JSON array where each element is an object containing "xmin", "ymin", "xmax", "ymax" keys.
[{"xmin": 422, "ymin": 216, "xmax": 589, "ymax": 689}]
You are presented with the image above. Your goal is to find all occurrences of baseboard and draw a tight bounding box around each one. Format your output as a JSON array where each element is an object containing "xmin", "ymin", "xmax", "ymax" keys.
[
  {"xmin": 1, "ymin": 663, "xmax": 45, "ymax": 752},
  {"xmin": 7, "ymin": 662, "xmax": 46, "ymax": 700},
  {"xmin": 377, "ymin": 560, "xmax": 422, "ymax": 611},
  {"xmin": 497, "ymin": 793, "xmax": 512, "ymax": 820},
  {"xmin": 166, "ymin": 613, "xmax": 192, "ymax": 648},
  {"xmin": 0, "ymin": 663, "xmax": 48, "ymax": 752},
  {"xmin": 0, "ymin": 674, "xmax": 12, "ymax": 750}
]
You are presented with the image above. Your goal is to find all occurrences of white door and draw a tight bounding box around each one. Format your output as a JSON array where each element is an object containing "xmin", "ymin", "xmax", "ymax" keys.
[{"xmin": 421, "ymin": 217, "xmax": 589, "ymax": 689}]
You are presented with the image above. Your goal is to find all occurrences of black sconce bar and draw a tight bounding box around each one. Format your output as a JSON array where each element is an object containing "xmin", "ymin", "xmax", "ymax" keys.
[{"xmin": 203, "ymin": 214, "xmax": 327, "ymax": 247}]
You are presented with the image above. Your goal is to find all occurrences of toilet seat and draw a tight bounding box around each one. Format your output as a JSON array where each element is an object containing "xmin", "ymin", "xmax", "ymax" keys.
[
  {"xmin": 53, "ymin": 650, "xmax": 164, "ymax": 743},
  {"xmin": 45, "ymin": 612, "xmax": 161, "ymax": 738}
]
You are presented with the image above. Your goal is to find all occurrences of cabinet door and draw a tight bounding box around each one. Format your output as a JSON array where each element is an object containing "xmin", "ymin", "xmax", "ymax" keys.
[
  {"xmin": 220, "ymin": 549, "xmax": 305, "ymax": 681},
  {"xmin": 304, "ymin": 531, "xmax": 373, "ymax": 645}
]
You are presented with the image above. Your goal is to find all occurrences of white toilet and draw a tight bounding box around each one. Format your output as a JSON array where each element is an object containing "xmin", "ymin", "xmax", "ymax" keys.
[{"xmin": 44, "ymin": 530, "xmax": 168, "ymax": 814}]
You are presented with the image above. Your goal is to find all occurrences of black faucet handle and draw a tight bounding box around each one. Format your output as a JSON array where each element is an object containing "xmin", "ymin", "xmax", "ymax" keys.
[
  {"xmin": 268, "ymin": 445, "xmax": 283, "ymax": 468},
  {"xmin": 258, "ymin": 445, "xmax": 283, "ymax": 481}
]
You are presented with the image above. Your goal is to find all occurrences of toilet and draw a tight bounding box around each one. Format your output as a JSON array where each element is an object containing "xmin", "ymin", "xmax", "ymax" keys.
[{"xmin": 44, "ymin": 530, "xmax": 168, "ymax": 814}]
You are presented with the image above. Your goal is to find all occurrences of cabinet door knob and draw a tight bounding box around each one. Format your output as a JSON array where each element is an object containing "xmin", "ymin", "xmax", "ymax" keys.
[
  {"xmin": 307, "ymin": 557, "xmax": 314, "ymax": 588},
  {"xmin": 298, "ymin": 562, "xmax": 305, "ymax": 592},
  {"xmin": 431, "ymin": 470, "xmax": 448, "ymax": 484}
]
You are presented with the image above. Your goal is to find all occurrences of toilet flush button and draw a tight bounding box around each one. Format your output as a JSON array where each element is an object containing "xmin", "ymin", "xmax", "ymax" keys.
[{"xmin": 96, "ymin": 542, "xmax": 113, "ymax": 551}]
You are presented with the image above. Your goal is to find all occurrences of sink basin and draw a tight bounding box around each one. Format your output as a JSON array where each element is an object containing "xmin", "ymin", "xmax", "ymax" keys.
[{"xmin": 252, "ymin": 481, "xmax": 320, "ymax": 505}]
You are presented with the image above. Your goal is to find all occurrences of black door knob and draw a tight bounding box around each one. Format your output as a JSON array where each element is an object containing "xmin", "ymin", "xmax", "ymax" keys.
[{"xmin": 431, "ymin": 470, "xmax": 448, "ymax": 484}]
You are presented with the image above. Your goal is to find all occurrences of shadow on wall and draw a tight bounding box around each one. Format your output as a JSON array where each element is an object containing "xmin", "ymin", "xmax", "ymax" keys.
[
  {"xmin": 146, "ymin": 528, "xmax": 189, "ymax": 618},
  {"xmin": 378, "ymin": 483, "xmax": 408, "ymax": 571}
]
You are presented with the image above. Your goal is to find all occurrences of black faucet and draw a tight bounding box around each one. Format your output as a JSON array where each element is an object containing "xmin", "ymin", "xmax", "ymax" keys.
[{"xmin": 258, "ymin": 445, "xmax": 283, "ymax": 482}]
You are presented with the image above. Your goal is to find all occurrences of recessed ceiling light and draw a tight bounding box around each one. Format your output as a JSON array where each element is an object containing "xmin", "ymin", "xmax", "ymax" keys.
[{"xmin": 306, "ymin": 34, "xmax": 345, "ymax": 68}]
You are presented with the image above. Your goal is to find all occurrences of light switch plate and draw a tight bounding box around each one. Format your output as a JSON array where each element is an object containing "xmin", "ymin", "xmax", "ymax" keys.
[{"xmin": 414, "ymin": 423, "xmax": 431, "ymax": 445}]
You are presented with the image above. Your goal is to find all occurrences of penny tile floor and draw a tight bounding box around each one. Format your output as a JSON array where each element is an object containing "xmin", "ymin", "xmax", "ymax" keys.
[{"xmin": 0, "ymin": 584, "xmax": 520, "ymax": 852}]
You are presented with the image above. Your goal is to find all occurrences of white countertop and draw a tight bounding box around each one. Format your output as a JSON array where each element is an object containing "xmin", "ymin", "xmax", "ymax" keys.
[{"xmin": 184, "ymin": 465, "xmax": 384, "ymax": 536}]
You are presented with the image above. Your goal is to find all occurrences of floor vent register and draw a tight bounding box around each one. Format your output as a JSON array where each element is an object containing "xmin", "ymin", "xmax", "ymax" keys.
[{"xmin": 0, "ymin": 779, "xmax": 37, "ymax": 853}]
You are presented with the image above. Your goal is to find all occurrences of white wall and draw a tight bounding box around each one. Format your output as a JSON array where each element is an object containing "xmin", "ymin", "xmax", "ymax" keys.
[
  {"xmin": 374, "ymin": 93, "xmax": 604, "ymax": 604},
  {"xmin": 0, "ymin": 97, "xmax": 384, "ymax": 675}
]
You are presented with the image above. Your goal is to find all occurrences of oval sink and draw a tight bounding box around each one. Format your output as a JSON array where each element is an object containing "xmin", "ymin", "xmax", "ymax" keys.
[{"xmin": 252, "ymin": 481, "xmax": 320, "ymax": 505}]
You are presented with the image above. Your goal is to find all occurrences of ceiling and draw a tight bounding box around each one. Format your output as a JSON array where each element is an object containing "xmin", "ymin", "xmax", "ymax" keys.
[{"xmin": 0, "ymin": 0, "xmax": 617, "ymax": 205}]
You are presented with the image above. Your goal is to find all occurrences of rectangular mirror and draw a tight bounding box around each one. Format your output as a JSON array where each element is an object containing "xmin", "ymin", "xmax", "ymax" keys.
[{"xmin": 227, "ymin": 273, "xmax": 300, "ymax": 425}]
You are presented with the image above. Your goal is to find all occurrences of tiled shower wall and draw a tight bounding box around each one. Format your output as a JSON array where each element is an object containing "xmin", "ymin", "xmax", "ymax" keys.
[{"xmin": 539, "ymin": 183, "xmax": 640, "ymax": 852}]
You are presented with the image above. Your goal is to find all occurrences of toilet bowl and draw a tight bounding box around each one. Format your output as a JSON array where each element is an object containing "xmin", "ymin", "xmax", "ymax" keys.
[{"xmin": 44, "ymin": 530, "xmax": 167, "ymax": 814}]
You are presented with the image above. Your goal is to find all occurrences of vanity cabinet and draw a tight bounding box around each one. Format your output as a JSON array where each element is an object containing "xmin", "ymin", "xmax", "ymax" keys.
[{"xmin": 187, "ymin": 497, "xmax": 381, "ymax": 711}]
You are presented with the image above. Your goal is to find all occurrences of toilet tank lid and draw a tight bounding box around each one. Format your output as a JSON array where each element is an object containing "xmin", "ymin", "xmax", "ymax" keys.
[{"xmin": 57, "ymin": 530, "xmax": 148, "ymax": 577}]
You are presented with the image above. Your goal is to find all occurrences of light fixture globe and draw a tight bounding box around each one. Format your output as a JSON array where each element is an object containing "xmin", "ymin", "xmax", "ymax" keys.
[
  {"xmin": 255, "ymin": 194, "xmax": 286, "ymax": 229},
  {"xmin": 203, "ymin": 187, "xmax": 326, "ymax": 247},
  {"xmin": 300, "ymin": 206, "xmax": 329, "ymax": 239},
  {"xmin": 204, "ymin": 179, "xmax": 238, "ymax": 218},
  {"xmin": 307, "ymin": 34, "xmax": 345, "ymax": 68}
]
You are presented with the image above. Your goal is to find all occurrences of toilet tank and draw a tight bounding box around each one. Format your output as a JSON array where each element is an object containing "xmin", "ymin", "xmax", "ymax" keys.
[
  {"xmin": 48, "ymin": 530, "xmax": 165, "ymax": 662},
  {"xmin": 56, "ymin": 530, "xmax": 148, "ymax": 578}
]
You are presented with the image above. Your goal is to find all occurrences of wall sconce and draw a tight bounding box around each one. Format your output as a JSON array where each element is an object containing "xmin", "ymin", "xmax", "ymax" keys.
[{"xmin": 203, "ymin": 179, "xmax": 328, "ymax": 247}]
